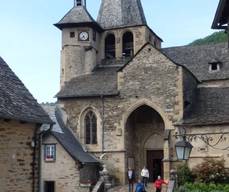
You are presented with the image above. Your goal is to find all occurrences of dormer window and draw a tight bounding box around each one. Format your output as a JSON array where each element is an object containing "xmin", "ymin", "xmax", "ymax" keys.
[{"xmin": 209, "ymin": 61, "xmax": 221, "ymax": 73}]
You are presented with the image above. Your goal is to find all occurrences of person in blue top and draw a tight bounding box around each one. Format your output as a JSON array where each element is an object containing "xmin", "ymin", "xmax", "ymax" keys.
[{"xmin": 135, "ymin": 179, "xmax": 144, "ymax": 192}]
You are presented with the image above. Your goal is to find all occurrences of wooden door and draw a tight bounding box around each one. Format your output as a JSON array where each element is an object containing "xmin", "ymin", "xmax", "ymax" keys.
[{"xmin": 146, "ymin": 150, "xmax": 163, "ymax": 182}]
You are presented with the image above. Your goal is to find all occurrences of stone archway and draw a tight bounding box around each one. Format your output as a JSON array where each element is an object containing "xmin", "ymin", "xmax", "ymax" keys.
[{"xmin": 125, "ymin": 105, "xmax": 165, "ymax": 181}]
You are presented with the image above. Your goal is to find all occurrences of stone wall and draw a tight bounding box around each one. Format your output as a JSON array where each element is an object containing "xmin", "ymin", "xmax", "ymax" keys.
[
  {"xmin": 0, "ymin": 120, "xmax": 36, "ymax": 192},
  {"xmin": 41, "ymin": 135, "xmax": 90, "ymax": 192},
  {"xmin": 182, "ymin": 125, "xmax": 229, "ymax": 169}
]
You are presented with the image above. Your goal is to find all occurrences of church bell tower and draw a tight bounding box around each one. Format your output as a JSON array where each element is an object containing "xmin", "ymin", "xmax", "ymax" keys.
[{"xmin": 55, "ymin": 0, "xmax": 102, "ymax": 87}]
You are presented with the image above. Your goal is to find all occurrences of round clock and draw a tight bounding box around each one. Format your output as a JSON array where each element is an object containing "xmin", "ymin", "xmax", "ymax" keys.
[{"xmin": 79, "ymin": 31, "xmax": 89, "ymax": 41}]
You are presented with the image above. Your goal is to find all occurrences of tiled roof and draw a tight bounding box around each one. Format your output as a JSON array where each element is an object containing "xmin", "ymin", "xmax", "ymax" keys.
[
  {"xmin": 56, "ymin": 66, "xmax": 119, "ymax": 99},
  {"xmin": 0, "ymin": 57, "xmax": 52, "ymax": 124},
  {"xmin": 162, "ymin": 43, "xmax": 229, "ymax": 82},
  {"xmin": 181, "ymin": 87, "xmax": 229, "ymax": 125},
  {"xmin": 42, "ymin": 104, "xmax": 99, "ymax": 164},
  {"xmin": 55, "ymin": 5, "xmax": 102, "ymax": 31},
  {"xmin": 212, "ymin": 0, "xmax": 229, "ymax": 29},
  {"xmin": 97, "ymin": 0, "xmax": 147, "ymax": 29}
]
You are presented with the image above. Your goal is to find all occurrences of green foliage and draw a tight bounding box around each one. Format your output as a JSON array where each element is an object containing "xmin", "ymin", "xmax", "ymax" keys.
[
  {"xmin": 176, "ymin": 163, "xmax": 194, "ymax": 186},
  {"xmin": 189, "ymin": 31, "xmax": 228, "ymax": 46},
  {"xmin": 175, "ymin": 183, "xmax": 229, "ymax": 192},
  {"xmin": 192, "ymin": 159, "xmax": 229, "ymax": 184}
]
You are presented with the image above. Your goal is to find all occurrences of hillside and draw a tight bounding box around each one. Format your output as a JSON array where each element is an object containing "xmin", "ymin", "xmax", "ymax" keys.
[{"xmin": 189, "ymin": 31, "xmax": 228, "ymax": 46}]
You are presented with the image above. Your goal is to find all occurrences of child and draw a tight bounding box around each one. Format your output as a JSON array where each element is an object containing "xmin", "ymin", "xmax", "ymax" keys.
[{"xmin": 135, "ymin": 179, "xmax": 144, "ymax": 192}]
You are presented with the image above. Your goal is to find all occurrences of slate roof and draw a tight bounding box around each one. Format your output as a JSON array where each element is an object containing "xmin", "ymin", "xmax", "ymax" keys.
[
  {"xmin": 181, "ymin": 87, "xmax": 229, "ymax": 125},
  {"xmin": 97, "ymin": 0, "xmax": 147, "ymax": 29},
  {"xmin": 56, "ymin": 67, "xmax": 119, "ymax": 99},
  {"xmin": 162, "ymin": 43, "xmax": 229, "ymax": 82},
  {"xmin": 42, "ymin": 104, "xmax": 99, "ymax": 164},
  {"xmin": 212, "ymin": 0, "xmax": 229, "ymax": 29},
  {"xmin": 55, "ymin": 5, "xmax": 102, "ymax": 31},
  {"xmin": 0, "ymin": 57, "xmax": 53, "ymax": 124}
]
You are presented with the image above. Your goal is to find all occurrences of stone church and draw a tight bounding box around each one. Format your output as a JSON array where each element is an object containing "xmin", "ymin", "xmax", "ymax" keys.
[{"xmin": 43, "ymin": 0, "xmax": 229, "ymax": 189}]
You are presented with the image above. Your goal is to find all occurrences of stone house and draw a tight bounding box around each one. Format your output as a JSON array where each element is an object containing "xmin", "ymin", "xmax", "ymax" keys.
[
  {"xmin": 49, "ymin": 0, "xmax": 229, "ymax": 187},
  {"xmin": 0, "ymin": 57, "xmax": 53, "ymax": 192},
  {"xmin": 40, "ymin": 104, "xmax": 100, "ymax": 192}
]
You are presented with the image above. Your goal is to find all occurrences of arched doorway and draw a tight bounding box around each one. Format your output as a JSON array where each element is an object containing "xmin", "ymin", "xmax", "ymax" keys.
[{"xmin": 125, "ymin": 105, "xmax": 165, "ymax": 181}]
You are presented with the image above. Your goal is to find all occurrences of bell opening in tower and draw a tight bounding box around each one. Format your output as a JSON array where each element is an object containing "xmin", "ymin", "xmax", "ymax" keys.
[
  {"xmin": 123, "ymin": 31, "xmax": 134, "ymax": 57},
  {"xmin": 105, "ymin": 34, "xmax": 116, "ymax": 59},
  {"xmin": 75, "ymin": 0, "xmax": 83, "ymax": 6}
]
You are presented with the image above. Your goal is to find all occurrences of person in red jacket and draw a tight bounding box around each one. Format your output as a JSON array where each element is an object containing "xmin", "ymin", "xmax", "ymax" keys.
[{"xmin": 154, "ymin": 176, "xmax": 168, "ymax": 192}]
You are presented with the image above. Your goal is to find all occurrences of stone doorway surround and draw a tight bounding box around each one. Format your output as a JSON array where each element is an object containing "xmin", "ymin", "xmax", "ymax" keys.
[{"xmin": 122, "ymin": 99, "xmax": 172, "ymax": 182}]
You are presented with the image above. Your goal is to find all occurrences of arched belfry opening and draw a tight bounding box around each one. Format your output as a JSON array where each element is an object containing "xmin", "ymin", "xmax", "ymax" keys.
[
  {"xmin": 105, "ymin": 34, "xmax": 116, "ymax": 59},
  {"xmin": 122, "ymin": 31, "xmax": 134, "ymax": 57},
  {"xmin": 125, "ymin": 105, "xmax": 165, "ymax": 181}
]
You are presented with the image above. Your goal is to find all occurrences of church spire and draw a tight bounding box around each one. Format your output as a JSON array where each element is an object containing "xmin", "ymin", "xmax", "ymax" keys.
[{"xmin": 97, "ymin": 0, "xmax": 147, "ymax": 29}]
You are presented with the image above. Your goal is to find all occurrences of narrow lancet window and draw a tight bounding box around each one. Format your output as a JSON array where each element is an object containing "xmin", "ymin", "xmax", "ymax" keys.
[{"xmin": 85, "ymin": 111, "xmax": 97, "ymax": 144}]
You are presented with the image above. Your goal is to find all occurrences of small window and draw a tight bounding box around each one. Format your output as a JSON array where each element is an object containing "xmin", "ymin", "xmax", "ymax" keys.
[
  {"xmin": 44, "ymin": 181, "xmax": 55, "ymax": 192},
  {"xmin": 209, "ymin": 62, "xmax": 221, "ymax": 72},
  {"xmin": 70, "ymin": 32, "xmax": 75, "ymax": 38},
  {"xmin": 44, "ymin": 144, "xmax": 56, "ymax": 162},
  {"xmin": 76, "ymin": 0, "xmax": 82, "ymax": 6}
]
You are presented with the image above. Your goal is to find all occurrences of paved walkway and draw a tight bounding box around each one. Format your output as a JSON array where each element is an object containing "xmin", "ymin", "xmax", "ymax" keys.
[{"xmin": 108, "ymin": 184, "xmax": 168, "ymax": 192}]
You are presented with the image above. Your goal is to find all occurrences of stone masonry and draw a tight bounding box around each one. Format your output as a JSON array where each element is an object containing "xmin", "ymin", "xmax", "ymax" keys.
[{"xmin": 0, "ymin": 120, "xmax": 37, "ymax": 192}]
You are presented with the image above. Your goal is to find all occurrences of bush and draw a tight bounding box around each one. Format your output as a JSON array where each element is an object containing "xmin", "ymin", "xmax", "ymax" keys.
[
  {"xmin": 175, "ymin": 183, "xmax": 229, "ymax": 192},
  {"xmin": 192, "ymin": 159, "xmax": 229, "ymax": 184},
  {"xmin": 176, "ymin": 163, "xmax": 194, "ymax": 186}
]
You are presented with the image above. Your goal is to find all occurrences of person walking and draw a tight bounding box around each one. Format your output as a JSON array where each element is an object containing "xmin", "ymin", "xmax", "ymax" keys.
[
  {"xmin": 128, "ymin": 167, "xmax": 135, "ymax": 192},
  {"xmin": 154, "ymin": 175, "xmax": 168, "ymax": 192},
  {"xmin": 141, "ymin": 166, "xmax": 149, "ymax": 188},
  {"xmin": 135, "ymin": 179, "xmax": 144, "ymax": 192}
]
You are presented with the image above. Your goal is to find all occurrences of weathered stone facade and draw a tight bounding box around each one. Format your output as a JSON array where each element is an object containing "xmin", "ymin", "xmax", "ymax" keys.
[
  {"xmin": 41, "ymin": 136, "xmax": 90, "ymax": 192},
  {"xmin": 58, "ymin": 44, "xmax": 185, "ymax": 183},
  {"xmin": 55, "ymin": 0, "xmax": 229, "ymax": 188},
  {"xmin": 0, "ymin": 120, "xmax": 37, "ymax": 192}
]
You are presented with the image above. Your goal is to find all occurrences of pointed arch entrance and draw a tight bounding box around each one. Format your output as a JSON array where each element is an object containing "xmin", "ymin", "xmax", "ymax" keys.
[{"xmin": 125, "ymin": 105, "xmax": 165, "ymax": 181}]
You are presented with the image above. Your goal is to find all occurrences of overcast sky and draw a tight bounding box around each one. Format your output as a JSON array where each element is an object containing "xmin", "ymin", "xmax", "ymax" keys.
[{"xmin": 0, "ymin": 0, "xmax": 220, "ymax": 103}]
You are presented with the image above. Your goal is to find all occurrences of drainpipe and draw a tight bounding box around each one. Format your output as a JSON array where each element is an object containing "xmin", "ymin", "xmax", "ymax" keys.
[{"xmin": 32, "ymin": 124, "xmax": 40, "ymax": 192}]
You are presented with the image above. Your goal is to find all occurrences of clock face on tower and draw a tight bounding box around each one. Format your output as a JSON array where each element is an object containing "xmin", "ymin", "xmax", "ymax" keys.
[{"xmin": 79, "ymin": 31, "xmax": 89, "ymax": 41}]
